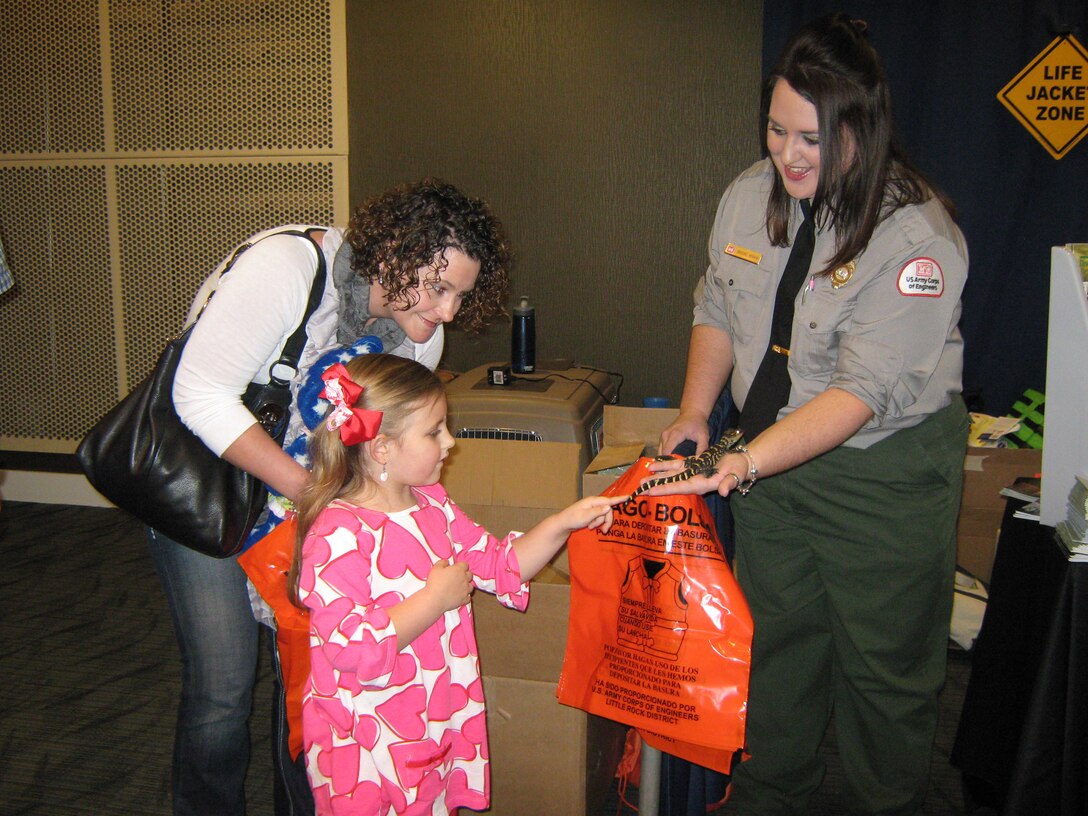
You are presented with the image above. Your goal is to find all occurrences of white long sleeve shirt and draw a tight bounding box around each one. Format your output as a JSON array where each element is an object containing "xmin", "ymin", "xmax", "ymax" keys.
[{"xmin": 173, "ymin": 226, "xmax": 442, "ymax": 455}]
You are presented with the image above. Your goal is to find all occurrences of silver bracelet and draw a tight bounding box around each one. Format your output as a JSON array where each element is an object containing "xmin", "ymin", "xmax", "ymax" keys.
[{"xmin": 734, "ymin": 445, "xmax": 758, "ymax": 495}]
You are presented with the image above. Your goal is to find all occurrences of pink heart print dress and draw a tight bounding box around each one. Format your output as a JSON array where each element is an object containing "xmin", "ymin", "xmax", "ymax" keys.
[{"xmin": 298, "ymin": 483, "xmax": 528, "ymax": 815}]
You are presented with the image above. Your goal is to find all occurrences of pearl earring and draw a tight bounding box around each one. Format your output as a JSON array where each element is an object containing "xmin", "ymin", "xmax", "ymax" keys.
[{"xmin": 379, "ymin": 463, "xmax": 388, "ymax": 483}]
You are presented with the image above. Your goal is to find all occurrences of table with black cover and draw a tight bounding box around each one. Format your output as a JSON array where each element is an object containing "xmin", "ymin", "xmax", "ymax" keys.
[{"xmin": 951, "ymin": 497, "xmax": 1088, "ymax": 815}]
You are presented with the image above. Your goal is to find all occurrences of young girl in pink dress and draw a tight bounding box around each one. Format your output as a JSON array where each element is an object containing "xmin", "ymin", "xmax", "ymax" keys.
[{"xmin": 289, "ymin": 353, "xmax": 624, "ymax": 815}]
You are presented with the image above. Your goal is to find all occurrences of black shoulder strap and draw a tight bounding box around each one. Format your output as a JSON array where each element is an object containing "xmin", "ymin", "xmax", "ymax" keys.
[{"xmin": 261, "ymin": 229, "xmax": 327, "ymax": 385}]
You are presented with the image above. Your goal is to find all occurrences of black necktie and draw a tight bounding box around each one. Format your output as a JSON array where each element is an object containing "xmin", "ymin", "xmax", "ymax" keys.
[{"xmin": 739, "ymin": 199, "xmax": 815, "ymax": 440}]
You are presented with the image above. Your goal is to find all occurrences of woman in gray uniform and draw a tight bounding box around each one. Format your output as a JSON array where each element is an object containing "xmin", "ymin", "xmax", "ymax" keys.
[{"xmin": 653, "ymin": 14, "xmax": 968, "ymax": 815}]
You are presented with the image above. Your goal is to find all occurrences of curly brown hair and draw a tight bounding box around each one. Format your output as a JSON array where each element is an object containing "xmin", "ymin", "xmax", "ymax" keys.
[{"xmin": 343, "ymin": 178, "xmax": 512, "ymax": 333}]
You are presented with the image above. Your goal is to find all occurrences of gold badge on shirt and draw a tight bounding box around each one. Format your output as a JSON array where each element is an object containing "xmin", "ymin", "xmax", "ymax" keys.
[
  {"xmin": 831, "ymin": 260, "xmax": 856, "ymax": 289},
  {"xmin": 724, "ymin": 242, "xmax": 762, "ymax": 265}
]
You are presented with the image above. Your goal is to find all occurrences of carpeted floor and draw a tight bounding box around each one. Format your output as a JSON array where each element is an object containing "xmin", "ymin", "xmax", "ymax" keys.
[
  {"xmin": 0, "ymin": 501, "xmax": 973, "ymax": 815},
  {"xmin": 0, "ymin": 502, "xmax": 277, "ymax": 816}
]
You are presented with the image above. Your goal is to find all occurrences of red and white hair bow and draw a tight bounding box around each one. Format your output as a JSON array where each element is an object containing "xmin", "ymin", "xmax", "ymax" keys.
[{"xmin": 319, "ymin": 363, "xmax": 383, "ymax": 445}]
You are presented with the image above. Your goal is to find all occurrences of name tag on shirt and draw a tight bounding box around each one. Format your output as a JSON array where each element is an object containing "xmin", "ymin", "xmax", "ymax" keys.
[{"xmin": 724, "ymin": 243, "xmax": 762, "ymax": 265}]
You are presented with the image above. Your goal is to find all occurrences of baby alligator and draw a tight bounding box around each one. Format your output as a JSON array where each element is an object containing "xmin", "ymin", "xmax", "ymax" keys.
[{"xmin": 629, "ymin": 428, "xmax": 745, "ymax": 497}]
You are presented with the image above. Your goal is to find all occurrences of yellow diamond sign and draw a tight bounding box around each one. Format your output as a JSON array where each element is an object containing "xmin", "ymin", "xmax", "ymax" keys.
[{"xmin": 998, "ymin": 34, "xmax": 1088, "ymax": 160}]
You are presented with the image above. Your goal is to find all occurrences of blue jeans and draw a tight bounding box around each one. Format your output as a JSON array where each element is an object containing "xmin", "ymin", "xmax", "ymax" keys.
[
  {"xmin": 149, "ymin": 528, "xmax": 314, "ymax": 815},
  {"xmin": 149, "ymin": 528, "xmax": 259, "ymax": 816}
]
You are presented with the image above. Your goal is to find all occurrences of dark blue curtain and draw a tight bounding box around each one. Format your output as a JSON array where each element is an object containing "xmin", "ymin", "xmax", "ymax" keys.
[{"xmin": 764, "ymin": 1, "xmax": 1088, "ymax": 416}]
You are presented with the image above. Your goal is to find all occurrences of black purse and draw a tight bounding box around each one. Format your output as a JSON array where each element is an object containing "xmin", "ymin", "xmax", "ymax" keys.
[{"xmin": 76, "ymin": 229, "xmax": 326, "ymax": 557}]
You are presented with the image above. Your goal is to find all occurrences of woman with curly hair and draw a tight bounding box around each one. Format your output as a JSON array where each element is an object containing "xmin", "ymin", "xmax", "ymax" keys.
[{"xmin": 151, "ymin": 178, "xmax": 510, "ymax": 816}]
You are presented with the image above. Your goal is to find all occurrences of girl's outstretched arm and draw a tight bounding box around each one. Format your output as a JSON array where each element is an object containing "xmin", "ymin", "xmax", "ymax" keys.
[{"xmin": 513, "ymin": 494, "xmax": 628, "ymax": 582}]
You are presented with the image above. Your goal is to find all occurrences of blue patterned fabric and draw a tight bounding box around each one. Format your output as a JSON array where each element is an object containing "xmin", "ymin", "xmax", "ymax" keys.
[{"xmin": 245, "ymin": 335, "xmax": 384, "ymax": 548}]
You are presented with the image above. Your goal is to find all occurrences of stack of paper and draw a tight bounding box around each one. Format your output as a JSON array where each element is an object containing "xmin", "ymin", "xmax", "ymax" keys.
[
  {"xmin": 1069, "ymin": 473, "xmax": 1088, "ymax": 518},
  {"xmin": 1056, "ymin": 473, "xmax": 1088, "ymax": 562},
  {"xmin": 1014, "ymin": 499, "xmax": 1041, "ymax": 521},
  {"xmin": 1000, "ymin": 476, "xmax": 1041, "ymax": 503}
]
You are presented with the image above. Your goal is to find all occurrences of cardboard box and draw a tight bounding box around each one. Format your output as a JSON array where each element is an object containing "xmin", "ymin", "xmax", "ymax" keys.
[
  {"xmin": 957, "ymin": 447, "xmax": 1042, "ymax": 583},
  {"xmin": 481, "ymin": 676, "xmax": 627, "ymax": 816},
  {"xmin": 443, "ymin": 438, "xmax": 582, "ymax": 573},
  {"xmin": 446, "ymin": 435, "xmax": 628, "ymax": 813},
  {"xmin": 443, "ymin": 438, "xmax": 582, "ymax": 521},
  {"xmin": 472, "ymin": 578, "xmax": 627, "ymax": 815},
  {"xmin": 582, "ymin": 405, "xmax": 679, "ymax": 496},
  {"xmin": 473, "ymin": 579, "xmax": 571, "ymax": 682}
]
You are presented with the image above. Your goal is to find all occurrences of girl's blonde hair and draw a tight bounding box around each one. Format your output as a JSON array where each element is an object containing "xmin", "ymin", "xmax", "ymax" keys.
[{"xmin": 289, "ymin": 353, "xmax": 445, "ymax": 605}]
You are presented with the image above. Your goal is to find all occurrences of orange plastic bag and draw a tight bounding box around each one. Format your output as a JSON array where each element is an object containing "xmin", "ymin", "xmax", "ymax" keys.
[
  {"xmin": 557, "ymin": 457, "xmax": 753, "ymax": 772},
  {"xmin": 237, "ymin": 517, "xmax": 309, "ymax": 760}
]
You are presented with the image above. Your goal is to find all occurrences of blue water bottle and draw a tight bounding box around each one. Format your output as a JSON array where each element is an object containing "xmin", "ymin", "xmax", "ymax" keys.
[{"xmin": 511, "ymin": 295, "xmax": 536, "ymax": 373}]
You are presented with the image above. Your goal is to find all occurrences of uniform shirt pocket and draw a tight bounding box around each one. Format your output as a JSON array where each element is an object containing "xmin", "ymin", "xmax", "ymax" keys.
[
  {"xmin": 722, "ymin": 259, "xmax": 774, "ymax": 346},
  {"xmin": 791, "ymin": 288, "xmax": 853, "ymax": 378}
]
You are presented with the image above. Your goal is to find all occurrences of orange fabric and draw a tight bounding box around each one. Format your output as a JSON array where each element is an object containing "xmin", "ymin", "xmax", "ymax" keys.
[
  {"xmin": 557, "ymin": 457, "xmax": 753, "ymax": 773},
  {"xmin": 237, "ymin": 518, "xmax": 309, "ymax": 760}
]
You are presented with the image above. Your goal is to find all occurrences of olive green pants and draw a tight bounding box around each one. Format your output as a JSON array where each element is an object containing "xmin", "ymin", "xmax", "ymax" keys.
[{"xmin": 727, "ymin": 398, "xmax": 967, "ymax": 815}]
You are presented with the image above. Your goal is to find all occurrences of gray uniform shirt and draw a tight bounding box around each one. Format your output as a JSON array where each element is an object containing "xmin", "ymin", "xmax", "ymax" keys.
[{"xmin": 694, "ymin": 159, "xmax": 968, "ymax": 448}]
